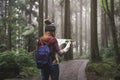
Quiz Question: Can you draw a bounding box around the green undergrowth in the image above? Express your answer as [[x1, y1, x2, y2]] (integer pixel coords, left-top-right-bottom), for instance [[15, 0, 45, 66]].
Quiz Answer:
[[86, 62, 120, 80], [85, 44, 120, 80], [0, 49, 39, 80]]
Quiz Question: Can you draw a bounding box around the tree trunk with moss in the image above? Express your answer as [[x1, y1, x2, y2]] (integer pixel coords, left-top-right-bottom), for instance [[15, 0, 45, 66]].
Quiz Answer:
[[64, 0, 73, 60], [90, 0, 101, 62], [103, 0, 120, 64], [109, 0, 120, 64]]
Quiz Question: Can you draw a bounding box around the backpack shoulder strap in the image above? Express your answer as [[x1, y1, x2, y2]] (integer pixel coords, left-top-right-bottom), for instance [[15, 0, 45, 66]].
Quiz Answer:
[[38, 38, 47, 47]]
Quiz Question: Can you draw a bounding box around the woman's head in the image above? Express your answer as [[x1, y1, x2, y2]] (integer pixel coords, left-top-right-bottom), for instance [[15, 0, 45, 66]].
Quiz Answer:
[[44, 18, 56, 37], [45, 23, 56, 37], [41, 30, 55, 41]]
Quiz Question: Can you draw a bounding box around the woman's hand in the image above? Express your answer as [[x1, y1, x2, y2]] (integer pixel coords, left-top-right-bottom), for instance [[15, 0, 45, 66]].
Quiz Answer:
[[63, 41, 71, 52]]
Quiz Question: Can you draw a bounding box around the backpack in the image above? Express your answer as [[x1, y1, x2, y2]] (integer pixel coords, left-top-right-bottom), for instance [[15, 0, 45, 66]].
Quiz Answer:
[[35, 44, 52, 69]]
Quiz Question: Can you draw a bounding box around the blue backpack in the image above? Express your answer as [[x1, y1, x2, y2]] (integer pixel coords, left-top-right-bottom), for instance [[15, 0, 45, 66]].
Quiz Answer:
[[35, 45, 52, 69]]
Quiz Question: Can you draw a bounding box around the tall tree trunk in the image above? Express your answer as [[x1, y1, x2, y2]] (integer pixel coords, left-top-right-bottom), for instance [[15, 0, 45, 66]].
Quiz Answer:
[[110, 0, 120, 64], [104, 0, 120, 64], [101, 8, 108, 48], [0, 0, 3, 18], [84, 8, 88, 54], [60, 0, 64, 38], [8, 0, 12, 50], [79, 0, 83, 55], [52, 0, 55, 22], [38, 0, 44, 37], [4, 0, 8, 50], [0, 0, 6, 52], [90, 0, 100, 62], [106, 16, 111, 42], [75, 12, 78, 53], [64, 0, 73, 60], [87, 2, 91, 54], [119, 0, 120, 43], [60, 2, 64, 38], [4, 0, 7, 37], [45, 0, 48, 18]]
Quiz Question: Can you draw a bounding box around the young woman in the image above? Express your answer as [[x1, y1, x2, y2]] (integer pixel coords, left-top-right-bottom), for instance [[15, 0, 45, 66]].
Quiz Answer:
[[38, 20, 71, 80]]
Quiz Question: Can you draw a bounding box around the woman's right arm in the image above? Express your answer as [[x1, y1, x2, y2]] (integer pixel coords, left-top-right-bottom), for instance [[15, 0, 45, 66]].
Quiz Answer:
[[53, 38, 71, 56]]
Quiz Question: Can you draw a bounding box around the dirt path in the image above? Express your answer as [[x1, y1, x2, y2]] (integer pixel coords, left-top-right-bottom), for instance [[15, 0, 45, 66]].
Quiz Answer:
[[59, 59, 89, 80], [31, 59, 89, 80]]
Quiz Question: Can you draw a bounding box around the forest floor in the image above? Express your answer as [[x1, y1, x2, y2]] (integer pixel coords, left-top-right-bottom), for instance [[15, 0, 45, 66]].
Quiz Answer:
[[32, 59, 89, 80], [5, 59, 89, 80]]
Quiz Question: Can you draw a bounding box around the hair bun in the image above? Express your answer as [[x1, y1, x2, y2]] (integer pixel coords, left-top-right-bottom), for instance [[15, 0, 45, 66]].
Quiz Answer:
[[44, 19, 52, 25]]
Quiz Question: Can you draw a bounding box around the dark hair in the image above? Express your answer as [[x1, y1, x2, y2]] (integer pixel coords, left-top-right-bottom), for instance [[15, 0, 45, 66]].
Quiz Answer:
[[45, 24, 56, 32]]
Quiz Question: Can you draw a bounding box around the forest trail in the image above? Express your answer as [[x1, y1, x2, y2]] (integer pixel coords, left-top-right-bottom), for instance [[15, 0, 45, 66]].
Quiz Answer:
[[32, 59, 89, 80], [60, 59, 89, 80]]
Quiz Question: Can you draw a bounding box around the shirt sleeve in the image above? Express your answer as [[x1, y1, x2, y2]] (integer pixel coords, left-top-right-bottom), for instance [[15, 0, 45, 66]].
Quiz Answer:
[[48, 37, 65, 56]]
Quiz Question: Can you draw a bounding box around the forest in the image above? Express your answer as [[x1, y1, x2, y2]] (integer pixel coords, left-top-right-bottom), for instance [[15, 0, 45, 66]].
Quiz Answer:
[[0, 0, 120, 80]]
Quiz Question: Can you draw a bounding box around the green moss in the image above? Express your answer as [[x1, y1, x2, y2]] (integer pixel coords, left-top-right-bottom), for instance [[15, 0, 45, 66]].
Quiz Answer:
[[86, 62, 115, 79]]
